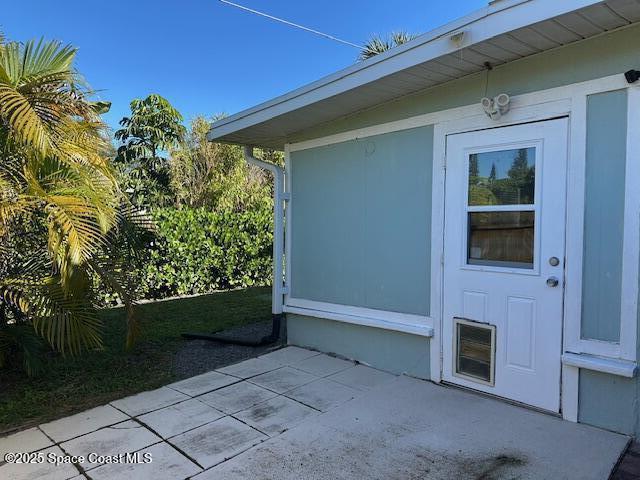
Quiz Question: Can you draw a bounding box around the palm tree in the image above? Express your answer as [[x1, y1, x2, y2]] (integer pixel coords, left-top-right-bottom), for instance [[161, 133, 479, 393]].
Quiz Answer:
[[0, 38, 143, 373], [359, 31, 418, 61]]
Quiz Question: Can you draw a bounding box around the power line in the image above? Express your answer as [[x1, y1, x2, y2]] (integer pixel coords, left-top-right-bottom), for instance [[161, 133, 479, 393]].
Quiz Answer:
[[218, 0, 376, 54]]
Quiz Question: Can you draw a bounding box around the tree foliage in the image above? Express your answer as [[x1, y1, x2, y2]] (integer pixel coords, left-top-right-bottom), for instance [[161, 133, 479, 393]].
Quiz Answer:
[[169, 116, 273, 212], [0, 37, 146, 374], [98, 115, 278, 305], [114, 94, 186, 207]]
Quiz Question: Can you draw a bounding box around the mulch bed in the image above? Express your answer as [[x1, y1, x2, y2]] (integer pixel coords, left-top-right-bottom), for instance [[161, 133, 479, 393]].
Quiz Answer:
[[172, 319, 284, 378]]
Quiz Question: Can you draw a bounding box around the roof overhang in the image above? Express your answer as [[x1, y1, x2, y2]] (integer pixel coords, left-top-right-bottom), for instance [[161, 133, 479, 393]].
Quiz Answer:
[[208, 0, 640, 149]]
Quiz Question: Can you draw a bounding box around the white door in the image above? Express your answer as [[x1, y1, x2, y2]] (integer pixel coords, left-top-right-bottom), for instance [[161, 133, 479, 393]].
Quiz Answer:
[[442, 119, 568, 413]]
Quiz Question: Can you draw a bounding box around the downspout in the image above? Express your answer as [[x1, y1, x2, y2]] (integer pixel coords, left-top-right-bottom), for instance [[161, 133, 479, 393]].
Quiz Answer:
[[243, 145, 287, 317]]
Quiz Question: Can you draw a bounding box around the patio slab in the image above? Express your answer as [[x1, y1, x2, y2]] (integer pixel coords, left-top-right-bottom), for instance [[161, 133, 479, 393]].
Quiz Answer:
[[60, 420, 161, 470], [248, 366, 319, 394], [198, 381, 278, 414], [88, 441, 202, 480], [2, 347, 630, 479], [233, 395, 318, 436], [40, 404, 129, 442], [292, 354, 355, 376], [0, 426, 52, 458], [167, 371, 238, 397], [203, 375, 629, 480], [257, 346, 321, 365], [171, 416, 266, 468], [137, 399, 225, 439], [327, 364, 396, 391], [285, 378, 360, 412], [110, 387, 189, 417], [0, 446, 79, 480], [216, 357, 282, 379]]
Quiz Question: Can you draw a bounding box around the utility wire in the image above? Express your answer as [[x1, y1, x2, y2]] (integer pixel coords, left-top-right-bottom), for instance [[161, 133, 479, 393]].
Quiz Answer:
[[218, 0, 377, 54]]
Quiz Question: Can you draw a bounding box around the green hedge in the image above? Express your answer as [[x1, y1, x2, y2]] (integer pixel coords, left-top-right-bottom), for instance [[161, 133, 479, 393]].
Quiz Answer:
[[143, 207, 273, 298], [127, 206, 273, 300]]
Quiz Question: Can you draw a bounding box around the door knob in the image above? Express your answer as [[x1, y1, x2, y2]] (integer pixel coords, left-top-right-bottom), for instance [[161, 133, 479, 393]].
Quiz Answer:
[[546, 277, 559, 287]]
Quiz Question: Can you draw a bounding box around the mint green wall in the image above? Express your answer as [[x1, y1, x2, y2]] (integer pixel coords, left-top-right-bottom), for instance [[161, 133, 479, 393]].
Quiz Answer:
[[287, 314, 431, 379], [576, 89, 636, 436], [286, 25, 640, 436], [290, 126, 432, 315], [578, 370, 638, 435], [290, 24, 640, 143], [581, 90, 628, 342]]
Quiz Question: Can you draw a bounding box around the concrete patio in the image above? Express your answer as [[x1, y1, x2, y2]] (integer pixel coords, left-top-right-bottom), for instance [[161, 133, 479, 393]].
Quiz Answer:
[[0, 346, 630, 480]]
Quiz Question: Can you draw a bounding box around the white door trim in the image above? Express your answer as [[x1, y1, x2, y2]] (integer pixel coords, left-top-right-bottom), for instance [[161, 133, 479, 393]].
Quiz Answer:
[[441, 119, 568, 412], [429, 75, 638, 422], [430, 101, 573, 390]]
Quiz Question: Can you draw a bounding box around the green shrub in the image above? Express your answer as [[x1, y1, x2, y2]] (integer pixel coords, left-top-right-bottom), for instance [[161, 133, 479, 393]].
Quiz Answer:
[[140, 207, 273, 299]]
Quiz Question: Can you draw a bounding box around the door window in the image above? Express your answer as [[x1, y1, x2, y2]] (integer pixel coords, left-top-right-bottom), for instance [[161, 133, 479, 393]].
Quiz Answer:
[[466, 147, 536, 269]]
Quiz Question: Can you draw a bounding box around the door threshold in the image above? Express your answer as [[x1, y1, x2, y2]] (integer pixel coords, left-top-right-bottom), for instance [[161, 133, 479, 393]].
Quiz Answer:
[[440, 380, 562, 418]]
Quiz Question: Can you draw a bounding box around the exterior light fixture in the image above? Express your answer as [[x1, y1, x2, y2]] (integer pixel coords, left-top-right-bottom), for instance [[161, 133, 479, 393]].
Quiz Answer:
[[481, 93, 511, 120]]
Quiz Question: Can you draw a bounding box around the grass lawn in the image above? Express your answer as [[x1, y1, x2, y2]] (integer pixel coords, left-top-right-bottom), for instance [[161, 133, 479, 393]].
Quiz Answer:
[[0, 287, 272, 433]]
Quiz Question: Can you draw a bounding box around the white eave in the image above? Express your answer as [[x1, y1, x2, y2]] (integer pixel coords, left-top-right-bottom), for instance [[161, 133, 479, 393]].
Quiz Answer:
[[208, 0, 640, 149]]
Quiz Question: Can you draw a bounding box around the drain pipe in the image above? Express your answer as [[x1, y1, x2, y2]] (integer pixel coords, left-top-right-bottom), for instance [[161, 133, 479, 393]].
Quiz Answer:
[[181, 146, 287, 346], [243, 145, 286, 317]]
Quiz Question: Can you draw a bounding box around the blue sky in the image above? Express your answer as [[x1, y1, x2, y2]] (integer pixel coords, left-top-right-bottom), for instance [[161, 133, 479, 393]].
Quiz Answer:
[[4, 0, 487, 131]]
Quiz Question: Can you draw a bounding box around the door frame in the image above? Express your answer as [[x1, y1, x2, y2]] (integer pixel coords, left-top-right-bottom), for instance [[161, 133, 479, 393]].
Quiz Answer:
[[429, 74, 638, 422], [440, 119, 568, 412]]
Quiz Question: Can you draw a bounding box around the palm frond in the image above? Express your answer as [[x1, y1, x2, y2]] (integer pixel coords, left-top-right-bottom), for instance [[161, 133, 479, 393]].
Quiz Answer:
[[0, 36, 144, 373], [0, 39, 96, 156], [359, 37, 391, 61], [359, 31, 418, 61], [0, 271, 102, 355]]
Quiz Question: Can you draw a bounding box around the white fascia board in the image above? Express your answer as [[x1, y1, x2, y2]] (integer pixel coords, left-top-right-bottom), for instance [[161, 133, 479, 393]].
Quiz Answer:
[[208, 0, 603, 142]]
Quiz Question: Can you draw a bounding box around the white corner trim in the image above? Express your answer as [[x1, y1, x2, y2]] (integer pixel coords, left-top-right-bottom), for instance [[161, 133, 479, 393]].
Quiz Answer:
[[619, 85, 640, 360], [430, 123, 447, 384], [283, 144, 293, 309], [562, 353, 638, 378], [283, 299, 434, 337], [561, 364, 579, 422]]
